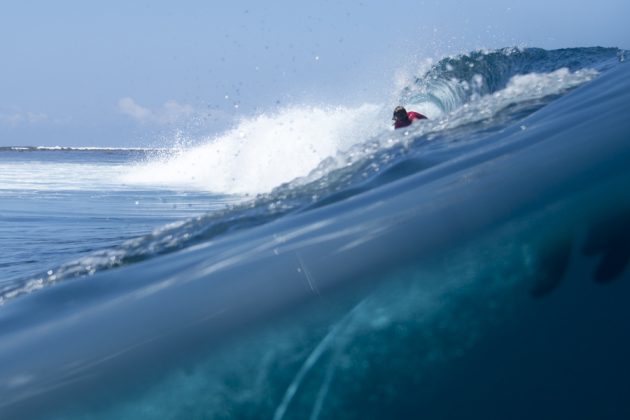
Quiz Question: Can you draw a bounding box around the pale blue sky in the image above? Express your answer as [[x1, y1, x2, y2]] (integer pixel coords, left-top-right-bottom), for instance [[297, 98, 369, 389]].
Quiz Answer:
[[1, 0, 628, 146]]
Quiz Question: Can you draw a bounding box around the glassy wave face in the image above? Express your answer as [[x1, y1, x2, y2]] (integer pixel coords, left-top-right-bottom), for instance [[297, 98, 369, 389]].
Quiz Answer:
[[1, 47, 629, 419]]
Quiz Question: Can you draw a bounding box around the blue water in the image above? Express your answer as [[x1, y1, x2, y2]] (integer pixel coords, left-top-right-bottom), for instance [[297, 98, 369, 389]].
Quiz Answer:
[[0, 148, 235, 290], [1, 47, 629, 419]]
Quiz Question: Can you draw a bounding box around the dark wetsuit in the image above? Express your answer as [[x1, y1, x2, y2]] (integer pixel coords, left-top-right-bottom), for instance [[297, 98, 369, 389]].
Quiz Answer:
[[394, 111, 427, 129]]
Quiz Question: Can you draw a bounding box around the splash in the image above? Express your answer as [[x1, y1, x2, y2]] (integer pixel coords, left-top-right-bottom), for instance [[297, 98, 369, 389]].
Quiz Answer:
[[121, 104, 383, 195]]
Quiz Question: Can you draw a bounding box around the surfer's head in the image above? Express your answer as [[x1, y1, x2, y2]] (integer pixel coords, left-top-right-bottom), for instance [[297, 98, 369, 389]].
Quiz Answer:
[[393, 106, 408, 122]]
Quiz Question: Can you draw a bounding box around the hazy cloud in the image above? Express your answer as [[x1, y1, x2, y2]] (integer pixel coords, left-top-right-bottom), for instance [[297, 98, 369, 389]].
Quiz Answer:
[[0, 108, 49, 127], [118, 97, 151, 122], [118, 97, 195, 125]]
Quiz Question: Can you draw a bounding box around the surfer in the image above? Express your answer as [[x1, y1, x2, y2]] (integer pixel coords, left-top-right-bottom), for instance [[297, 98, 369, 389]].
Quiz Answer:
[[393, 106, 427, 129]]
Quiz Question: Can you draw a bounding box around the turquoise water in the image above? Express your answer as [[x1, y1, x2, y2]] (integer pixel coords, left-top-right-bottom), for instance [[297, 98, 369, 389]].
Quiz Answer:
[[1, 47, 629, 419]]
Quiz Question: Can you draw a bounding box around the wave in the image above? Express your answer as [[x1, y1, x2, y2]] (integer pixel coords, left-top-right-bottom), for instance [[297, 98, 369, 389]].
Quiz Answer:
[[1, 44, 629, 418], [1, 46, 630, 419], [0, 46, 625, 305]]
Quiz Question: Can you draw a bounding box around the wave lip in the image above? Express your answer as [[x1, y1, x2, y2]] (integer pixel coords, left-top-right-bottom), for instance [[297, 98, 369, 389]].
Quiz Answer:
[[402, 46, 622, 113]]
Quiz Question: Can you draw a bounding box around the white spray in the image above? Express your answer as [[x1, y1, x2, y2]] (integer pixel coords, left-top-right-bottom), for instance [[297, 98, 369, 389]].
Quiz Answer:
[[121, 104, 384, 195]]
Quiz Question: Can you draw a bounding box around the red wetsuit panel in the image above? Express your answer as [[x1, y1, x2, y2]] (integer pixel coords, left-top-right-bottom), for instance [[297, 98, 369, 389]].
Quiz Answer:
[[394, 111, 427, 129]]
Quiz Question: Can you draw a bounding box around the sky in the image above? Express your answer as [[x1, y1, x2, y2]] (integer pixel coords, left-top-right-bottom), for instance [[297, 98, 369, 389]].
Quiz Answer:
[[1, 0, 628, 147]]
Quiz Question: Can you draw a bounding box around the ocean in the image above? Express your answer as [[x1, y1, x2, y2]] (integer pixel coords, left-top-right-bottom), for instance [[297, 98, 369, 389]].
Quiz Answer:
[[1, 47, 629, 419]]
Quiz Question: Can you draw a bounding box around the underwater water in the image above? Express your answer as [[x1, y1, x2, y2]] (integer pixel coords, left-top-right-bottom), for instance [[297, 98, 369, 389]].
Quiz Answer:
[[1, 47, 629, 419]]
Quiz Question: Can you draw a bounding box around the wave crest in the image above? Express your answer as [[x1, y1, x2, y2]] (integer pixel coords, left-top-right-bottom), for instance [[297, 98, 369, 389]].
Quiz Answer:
[[400, 46, 620, 113]]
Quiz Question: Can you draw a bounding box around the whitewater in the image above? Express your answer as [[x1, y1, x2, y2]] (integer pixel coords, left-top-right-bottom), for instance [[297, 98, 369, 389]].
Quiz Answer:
[[0, 47, 629, 419]]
